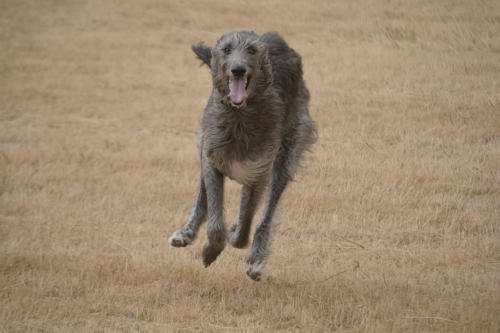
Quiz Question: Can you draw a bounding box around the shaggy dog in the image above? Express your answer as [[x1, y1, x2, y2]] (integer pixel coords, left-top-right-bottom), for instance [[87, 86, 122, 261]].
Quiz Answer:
[[169, 30, 317, 281]]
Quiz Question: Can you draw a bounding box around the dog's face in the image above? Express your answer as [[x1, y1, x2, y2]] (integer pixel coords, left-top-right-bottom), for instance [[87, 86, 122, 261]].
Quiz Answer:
[[211, 31, 272, 109]]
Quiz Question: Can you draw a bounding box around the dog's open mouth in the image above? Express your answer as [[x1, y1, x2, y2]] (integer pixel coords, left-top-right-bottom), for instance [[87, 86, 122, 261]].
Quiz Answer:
[[228, 76, 250, 107]]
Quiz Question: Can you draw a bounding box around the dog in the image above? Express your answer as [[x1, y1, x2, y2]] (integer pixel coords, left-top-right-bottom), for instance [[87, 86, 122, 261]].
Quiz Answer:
[[169, 30, 317, 281]]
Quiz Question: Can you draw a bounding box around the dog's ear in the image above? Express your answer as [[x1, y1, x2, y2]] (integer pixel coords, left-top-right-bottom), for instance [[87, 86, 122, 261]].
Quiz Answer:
[[192, 42, 212, 67]]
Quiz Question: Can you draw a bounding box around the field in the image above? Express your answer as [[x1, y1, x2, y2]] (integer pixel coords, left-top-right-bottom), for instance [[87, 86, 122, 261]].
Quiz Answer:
[[1, 0, 499, 332]]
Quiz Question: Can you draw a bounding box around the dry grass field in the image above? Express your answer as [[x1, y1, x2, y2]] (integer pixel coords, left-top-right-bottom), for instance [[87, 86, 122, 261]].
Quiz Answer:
[[1, 0, 499, 332]]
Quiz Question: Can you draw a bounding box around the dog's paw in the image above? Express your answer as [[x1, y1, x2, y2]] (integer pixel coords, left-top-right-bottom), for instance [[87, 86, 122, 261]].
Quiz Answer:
[[245, 261, 266, 281], [168, 230, 193, 247], [202, 242, 225, 267], [227, 224, 249, 249]]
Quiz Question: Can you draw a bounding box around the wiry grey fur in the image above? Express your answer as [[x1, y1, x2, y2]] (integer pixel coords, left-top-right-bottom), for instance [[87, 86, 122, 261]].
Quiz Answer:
[[169, 31, 317, 281]]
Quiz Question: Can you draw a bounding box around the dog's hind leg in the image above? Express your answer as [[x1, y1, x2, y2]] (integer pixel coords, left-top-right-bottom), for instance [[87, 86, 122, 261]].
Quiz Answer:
[[246, 150, 292, 281], [169, 173, 207, 247], [245, 116, 317, 281], [228, 182, 265, 249], [201, 160, 226, 267]]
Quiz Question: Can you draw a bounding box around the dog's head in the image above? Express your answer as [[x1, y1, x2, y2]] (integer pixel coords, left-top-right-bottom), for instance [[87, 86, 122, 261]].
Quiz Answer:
[[192, 31, 273, 109]]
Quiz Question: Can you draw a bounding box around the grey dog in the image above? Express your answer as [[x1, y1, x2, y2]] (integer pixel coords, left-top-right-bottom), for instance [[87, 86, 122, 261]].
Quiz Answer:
[[169, 30, 317, 281]]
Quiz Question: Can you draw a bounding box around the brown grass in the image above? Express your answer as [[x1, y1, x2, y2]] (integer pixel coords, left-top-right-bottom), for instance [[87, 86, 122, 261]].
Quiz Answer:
[[1, 0, 499, 332]]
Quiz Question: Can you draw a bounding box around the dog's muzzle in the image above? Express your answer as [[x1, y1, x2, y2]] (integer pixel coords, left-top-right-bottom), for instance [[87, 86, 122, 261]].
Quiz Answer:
[[228, 65, 250, 107]]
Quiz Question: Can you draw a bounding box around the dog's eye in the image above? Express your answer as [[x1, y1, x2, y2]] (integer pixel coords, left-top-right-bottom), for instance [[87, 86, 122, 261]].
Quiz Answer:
[[222, 46, 231, 55], [247, 46, 257, 55]]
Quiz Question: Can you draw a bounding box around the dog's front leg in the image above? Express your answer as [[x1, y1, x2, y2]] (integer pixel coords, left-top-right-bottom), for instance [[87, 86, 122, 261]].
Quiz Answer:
[[168, 172, 207, 247], [201, 158, 226, 267]]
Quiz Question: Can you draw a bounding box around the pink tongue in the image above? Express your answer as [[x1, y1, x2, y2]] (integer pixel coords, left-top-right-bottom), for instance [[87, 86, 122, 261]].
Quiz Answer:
[[228, 78, 248, 104]]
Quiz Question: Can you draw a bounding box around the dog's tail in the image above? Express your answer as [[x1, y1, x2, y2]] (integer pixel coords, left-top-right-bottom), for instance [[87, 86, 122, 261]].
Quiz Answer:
[[192, 42, 212, 67]]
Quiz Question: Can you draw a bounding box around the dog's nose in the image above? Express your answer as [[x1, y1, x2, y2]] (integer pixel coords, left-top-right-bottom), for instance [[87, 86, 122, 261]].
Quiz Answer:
[[231, 65, 247, 77]]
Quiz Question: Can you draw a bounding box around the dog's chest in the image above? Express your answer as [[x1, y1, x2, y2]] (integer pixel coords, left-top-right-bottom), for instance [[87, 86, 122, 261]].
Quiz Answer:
[[225, 159, 271, 185]]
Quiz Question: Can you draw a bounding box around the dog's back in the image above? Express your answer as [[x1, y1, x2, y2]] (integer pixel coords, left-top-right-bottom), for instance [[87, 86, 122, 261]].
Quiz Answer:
[[260, 32, 316, 160], [260, 32, 307, 110]]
